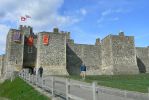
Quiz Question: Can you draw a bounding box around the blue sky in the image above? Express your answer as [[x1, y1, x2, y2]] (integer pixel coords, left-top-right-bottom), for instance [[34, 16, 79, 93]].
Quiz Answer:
[[0, 0, 149, 54]]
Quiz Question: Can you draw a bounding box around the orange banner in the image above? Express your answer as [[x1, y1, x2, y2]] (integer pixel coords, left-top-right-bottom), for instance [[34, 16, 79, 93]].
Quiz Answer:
[[27, 36, 34, 46], [43, 34, 49, 45]]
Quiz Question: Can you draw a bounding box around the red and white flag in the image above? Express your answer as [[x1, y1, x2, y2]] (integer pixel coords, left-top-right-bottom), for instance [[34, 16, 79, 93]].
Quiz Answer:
[[21, 16, 26, 21], [25, 15, 31, 18]]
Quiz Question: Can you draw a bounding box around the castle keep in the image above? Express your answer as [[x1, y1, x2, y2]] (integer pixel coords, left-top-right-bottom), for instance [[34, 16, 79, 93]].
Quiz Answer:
[[0, 25, 149, 77]]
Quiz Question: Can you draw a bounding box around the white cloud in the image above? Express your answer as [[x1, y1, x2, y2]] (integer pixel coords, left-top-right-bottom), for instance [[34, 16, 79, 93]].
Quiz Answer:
[[101, 9, 112, 16], [0, 24, 10, 54], [97, 8, 125, 24], [111, 17, 119, 21], [0, 0, 83, 54], [0, 0, 80, 31], [97, 17, 104, 23], [80, 8, 87, 16]]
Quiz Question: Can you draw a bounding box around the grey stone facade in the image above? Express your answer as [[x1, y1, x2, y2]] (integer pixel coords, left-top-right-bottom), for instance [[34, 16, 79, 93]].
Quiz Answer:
[[4, 29, 24, 78], [0, 55, 5, 77], [19, 25, 36, 68], [67, 44, 102, 75], [111, 33, 139, 74], [136, 47, 149, 73], [36, 31, 68, 75], [1, 25, 149, 77], [101, 35, 114, 75]]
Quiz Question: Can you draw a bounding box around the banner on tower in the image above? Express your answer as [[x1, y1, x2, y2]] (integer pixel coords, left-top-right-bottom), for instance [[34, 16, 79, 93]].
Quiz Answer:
[[27, 36, 34, 46], [13, 31, 21, 43], [43, 34, 49, 45]]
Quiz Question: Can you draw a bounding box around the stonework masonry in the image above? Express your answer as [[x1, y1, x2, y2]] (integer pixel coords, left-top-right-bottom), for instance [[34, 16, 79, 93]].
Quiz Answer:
[[136, 47, 149, 73], [101, 35, 114, 75], [111, 33, 139, 75], [0, 55, 5, 77], [67, 44, 102, 75], [4, 29, 24, 78], [1, 25, 149, 78], [36, 31, 68, 75]]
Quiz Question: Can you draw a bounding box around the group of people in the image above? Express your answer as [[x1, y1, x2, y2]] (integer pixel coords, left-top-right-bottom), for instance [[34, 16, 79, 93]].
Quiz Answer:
[[32, 66, 43, 77], [28, 63, 87, 80]]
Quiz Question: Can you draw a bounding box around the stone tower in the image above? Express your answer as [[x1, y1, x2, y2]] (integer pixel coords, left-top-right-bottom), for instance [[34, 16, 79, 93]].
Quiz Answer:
[[101, 32, 139, 75], [2, 25, 149, 77], [22, 25, 37, 70], [36, 28, 68, 75], [4, 27, 24, 78]]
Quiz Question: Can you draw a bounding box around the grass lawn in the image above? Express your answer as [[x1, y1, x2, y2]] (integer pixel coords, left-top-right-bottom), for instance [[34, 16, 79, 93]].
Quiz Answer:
[[66, 73, 149, 93], [0, 77, 50, 100]]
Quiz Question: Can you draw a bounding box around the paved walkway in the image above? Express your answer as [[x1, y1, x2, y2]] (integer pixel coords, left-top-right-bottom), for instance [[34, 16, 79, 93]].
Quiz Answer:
[[22, 75, 148, 100]]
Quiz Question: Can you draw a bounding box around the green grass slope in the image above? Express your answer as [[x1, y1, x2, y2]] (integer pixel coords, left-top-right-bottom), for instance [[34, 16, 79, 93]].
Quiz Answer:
[[67, 74, 149, 93], [0, 77, 50, 100]]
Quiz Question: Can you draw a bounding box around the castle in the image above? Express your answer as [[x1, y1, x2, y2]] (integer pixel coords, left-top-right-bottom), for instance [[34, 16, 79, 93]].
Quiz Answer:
[[0, 25, 149, 78]]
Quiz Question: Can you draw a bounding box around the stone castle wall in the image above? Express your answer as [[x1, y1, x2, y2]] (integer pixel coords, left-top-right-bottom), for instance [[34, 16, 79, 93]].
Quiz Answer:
[[101, 35, 114, 75], [0, 55, 5, 77], [111, 33, 139, 74], [36, 31, 68, 75], [23, 27, 37, 68], [67, 43, 102, 75], [2, 25, 149, 76], [23, 40, 37, 68], [4, 29, 24, 76], [136, 47, 149, 73], [17, 25, 37, 70], [101, 33, 139, 75]]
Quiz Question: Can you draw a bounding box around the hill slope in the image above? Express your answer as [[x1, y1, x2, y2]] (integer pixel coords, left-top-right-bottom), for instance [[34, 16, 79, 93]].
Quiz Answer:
[[0, 77, 50, 100]]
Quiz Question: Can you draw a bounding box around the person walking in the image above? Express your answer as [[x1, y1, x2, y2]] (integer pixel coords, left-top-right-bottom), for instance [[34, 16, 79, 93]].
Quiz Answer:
[[33, 67, 36, 75], [80, 63, 86, 80], [38, 66, 43, 77]]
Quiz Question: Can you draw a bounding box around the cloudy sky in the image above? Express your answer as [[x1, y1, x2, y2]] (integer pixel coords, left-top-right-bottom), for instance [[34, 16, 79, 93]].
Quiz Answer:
[[0, 0, 149, 54]]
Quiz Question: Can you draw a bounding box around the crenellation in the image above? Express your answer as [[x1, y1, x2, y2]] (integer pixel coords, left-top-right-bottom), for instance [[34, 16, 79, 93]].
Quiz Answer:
[[1, 25, 149, 78], [119, 31, 125, 37], [53, 28, 59, 33], [95, 38, 100, 45], [66, 32, 70, 39]]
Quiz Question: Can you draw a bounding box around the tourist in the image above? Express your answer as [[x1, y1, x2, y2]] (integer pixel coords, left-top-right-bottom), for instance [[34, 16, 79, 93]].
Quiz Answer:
[[80, 63, 86, 80], [38, 66, 43, 78], [33, 67, 36, 75]]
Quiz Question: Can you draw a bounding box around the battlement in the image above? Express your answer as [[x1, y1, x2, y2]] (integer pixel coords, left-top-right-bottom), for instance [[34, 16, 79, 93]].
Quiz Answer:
[[2, 25, 149, 77], [19, 25, 33, 35], [95, 38, 100, 45], [119, 31, 125, 36], [19, 25, 32, 30]]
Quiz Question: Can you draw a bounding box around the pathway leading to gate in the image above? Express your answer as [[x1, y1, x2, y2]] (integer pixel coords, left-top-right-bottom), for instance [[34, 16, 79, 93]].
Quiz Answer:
[[20, 73, 148, 100]]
